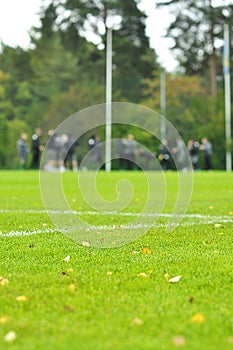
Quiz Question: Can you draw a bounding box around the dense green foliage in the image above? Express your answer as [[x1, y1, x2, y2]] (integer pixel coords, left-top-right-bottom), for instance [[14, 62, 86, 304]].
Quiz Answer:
[[0, 0, 232, 169]]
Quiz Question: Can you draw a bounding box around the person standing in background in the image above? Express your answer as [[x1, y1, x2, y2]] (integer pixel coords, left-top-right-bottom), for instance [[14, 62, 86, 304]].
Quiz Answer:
[[159, 139, 170, 170], [17, 133, 29, 170], [188, 139, 199, 170], [200, 137, 213, 170], [172, 137, 187, 171], [124, 134, 137, 170], [31, 128, 42, 169]]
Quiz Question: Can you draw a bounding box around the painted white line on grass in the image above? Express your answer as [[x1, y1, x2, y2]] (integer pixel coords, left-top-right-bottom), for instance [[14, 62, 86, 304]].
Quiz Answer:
[[0, 209, 233, 221], [1, 218, 233, 238], [1, 228, 56, 237]]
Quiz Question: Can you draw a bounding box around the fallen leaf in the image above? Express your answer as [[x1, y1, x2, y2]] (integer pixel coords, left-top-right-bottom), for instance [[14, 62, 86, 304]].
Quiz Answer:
[[16, 295, 28, 302], [68, 284, 76, 291], [137, 272, 148, 278], [64, 305, 74, 313], [189, 296, 194, 304], [0, 316, 10, 325], [0, 277, 9, 286], [168, 275, 182, 283], [191, 313, 205, 324], [142, 247, 152, 254], [164, 273, 169, 280], [172, 336, 186, 347], [63, 255, 71, 262], [67, 268, 74, 273], [106, 271, 113, 276], [132, 317, 143, 325], [4, 331, 17, 343]]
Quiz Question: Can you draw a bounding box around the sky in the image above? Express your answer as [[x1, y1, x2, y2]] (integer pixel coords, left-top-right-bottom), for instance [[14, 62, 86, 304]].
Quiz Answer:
[[0, 0, 230, 72]]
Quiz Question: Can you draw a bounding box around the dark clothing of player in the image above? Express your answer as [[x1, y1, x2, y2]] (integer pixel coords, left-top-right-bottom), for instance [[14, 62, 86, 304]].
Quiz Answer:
[[31, 133, 40, 169]]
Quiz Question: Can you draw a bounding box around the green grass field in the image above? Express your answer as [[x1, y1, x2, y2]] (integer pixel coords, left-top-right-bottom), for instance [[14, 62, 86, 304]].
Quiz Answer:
[[0, 170, 232, 350]]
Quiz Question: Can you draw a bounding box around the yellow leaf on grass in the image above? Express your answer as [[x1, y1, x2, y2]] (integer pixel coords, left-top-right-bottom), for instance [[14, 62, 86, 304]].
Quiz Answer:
[[164, 273, 169, 280], [132, 317, 143, 326], [4, 331, 17, 343], [106, 271, 113, 276], [68, 284, 76, 292], [82, 241, 90, 247], [168, 275, 182, 283], [214, 223, 222, 228], [0, 277, 9, 286], [16, 295, 28, 302], [137, 272, 148, 278], [142, 247, 152, 254], [0, 316, 10, 325], [67, 268, 74, 273], [191, 313, 205, 324]]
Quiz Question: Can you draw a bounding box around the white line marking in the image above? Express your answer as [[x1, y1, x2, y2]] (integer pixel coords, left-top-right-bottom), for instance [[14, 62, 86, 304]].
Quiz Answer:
[[0, 209, 232, 221], [1, 218, 233, 238]]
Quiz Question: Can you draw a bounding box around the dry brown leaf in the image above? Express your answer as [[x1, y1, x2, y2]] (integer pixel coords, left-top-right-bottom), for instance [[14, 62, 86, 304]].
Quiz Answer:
[[189, 296, 194, 304]]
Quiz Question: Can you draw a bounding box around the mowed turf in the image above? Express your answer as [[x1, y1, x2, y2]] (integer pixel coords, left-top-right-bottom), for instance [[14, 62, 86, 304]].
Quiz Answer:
[[0, 170, 232, 350]]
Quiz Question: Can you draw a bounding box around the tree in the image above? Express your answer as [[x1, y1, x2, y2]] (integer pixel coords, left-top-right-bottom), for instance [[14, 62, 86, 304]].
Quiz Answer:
[[142, 72, 226, 168], [35, 0, 159, 101], [157, 0, 233, 96]]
